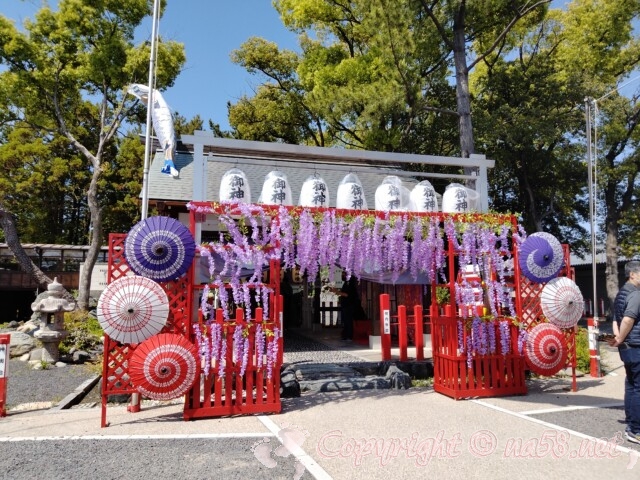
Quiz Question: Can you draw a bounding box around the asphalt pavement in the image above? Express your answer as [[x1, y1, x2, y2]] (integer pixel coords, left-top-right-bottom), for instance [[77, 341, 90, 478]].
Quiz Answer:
[[1, 330, 639, 480]]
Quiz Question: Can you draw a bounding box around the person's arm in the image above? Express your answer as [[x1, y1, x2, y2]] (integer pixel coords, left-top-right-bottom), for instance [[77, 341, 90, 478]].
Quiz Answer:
[[608, 291, 639, 347], [612, 320, 620, 337], [609, 317, 634, 346]]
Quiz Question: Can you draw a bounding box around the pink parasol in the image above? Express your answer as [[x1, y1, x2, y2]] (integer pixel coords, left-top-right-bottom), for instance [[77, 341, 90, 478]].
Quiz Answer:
[[525, 323, 568, 376], [129, 333, 200, 401]]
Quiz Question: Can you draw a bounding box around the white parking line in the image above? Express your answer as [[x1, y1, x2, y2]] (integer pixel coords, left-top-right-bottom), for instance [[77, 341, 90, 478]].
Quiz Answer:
[[0, 432, 275, 442], [472, 399, 636, 456], [258, 415, 334, 480], [519, 402, 624, 416]]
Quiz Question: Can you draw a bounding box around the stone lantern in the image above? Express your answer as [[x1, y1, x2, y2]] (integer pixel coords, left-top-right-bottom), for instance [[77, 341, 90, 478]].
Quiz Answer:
[[32, 278, 76, 363]]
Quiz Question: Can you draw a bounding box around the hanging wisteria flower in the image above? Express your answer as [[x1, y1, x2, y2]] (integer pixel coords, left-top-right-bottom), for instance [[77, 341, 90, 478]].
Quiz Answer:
[[457, 320, 465, 353], [517, 328, 528, 355], [255, 323, 265, 369], [487, 320, 496, 354], [240, 335, 250, 377], [466, 336, 474, 369], [203, 333, 211, 376], [211, 322, 222, 366], [498, 320, 511, 355], [218, 326, 227, 378], [233, 324, 244, 364], [266, 328, 279, 380]]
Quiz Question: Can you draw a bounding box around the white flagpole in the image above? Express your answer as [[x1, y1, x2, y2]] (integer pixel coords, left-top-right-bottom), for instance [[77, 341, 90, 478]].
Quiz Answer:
[[141, 0, 161, 220]]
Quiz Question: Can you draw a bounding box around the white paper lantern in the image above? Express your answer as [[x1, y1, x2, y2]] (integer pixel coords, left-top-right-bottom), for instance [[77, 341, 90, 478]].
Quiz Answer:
[[336, 173, 368, 210], [375, 176, 410, 211], [299, 174, 330, 207], [219, 168, 251, 203], [410, 180, 438, 212], [441, 183, 480, 213], [259, 171, 292, 206]]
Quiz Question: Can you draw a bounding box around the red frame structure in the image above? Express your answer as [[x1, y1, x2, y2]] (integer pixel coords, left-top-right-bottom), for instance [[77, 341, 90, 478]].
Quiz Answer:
[[101, 234, 193, 427], [101, 204, 578, 423]]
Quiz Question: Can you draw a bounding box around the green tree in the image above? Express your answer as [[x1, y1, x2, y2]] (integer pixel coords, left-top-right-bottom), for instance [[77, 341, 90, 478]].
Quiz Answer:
[[0, 0, 185, 309], [415, 0, 551, 179], [559, 0, 640, 306], [471, 9, 588, 246], [230, 0, 458, 155], [472, 0, 640, 307]]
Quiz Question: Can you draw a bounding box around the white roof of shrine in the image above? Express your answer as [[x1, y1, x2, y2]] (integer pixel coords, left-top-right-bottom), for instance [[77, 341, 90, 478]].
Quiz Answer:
[[145, 134, 494, 210]]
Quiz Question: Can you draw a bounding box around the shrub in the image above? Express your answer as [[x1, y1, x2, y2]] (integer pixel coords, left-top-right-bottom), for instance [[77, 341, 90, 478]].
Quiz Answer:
[[575, 327, 591, 373], [61, 310, 103, 354]]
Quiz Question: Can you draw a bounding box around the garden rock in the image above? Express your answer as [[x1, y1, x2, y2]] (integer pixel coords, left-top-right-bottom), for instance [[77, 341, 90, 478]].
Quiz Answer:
[[71, 350, 93, 364], [280, 366, 301, 398], [385, 365, 412, 389], [8, 331, 36, 357], [16, 320, 39, 335]]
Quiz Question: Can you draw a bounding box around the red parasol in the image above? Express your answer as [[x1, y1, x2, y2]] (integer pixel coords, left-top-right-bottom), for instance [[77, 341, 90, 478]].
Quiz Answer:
[[525, 323, 568, 376], [540, 277, 584, 329], [129, 333, 200, 401], [97, 275, 169, 344]]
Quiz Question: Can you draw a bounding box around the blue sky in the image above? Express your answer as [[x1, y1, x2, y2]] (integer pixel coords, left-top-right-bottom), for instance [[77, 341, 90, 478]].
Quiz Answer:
[[3, 1, 299, 130], [5, 1, 636, 133]]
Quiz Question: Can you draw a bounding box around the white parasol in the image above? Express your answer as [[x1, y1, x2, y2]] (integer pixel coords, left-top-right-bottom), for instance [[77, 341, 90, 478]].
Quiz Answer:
[[96, 275, 169, 344], [540, 277, 584, 329]]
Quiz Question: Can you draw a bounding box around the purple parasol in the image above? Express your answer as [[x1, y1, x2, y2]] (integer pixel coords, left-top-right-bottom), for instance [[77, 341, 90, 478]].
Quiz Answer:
[[125, 216, 195, 282], [518, 232, 564, 283]]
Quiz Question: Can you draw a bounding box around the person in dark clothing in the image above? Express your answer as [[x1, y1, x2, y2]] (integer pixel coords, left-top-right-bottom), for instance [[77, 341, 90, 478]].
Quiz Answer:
[[613, 261, 640, 328], [329, 272, 360, 341], [608, 260, 640, 445]]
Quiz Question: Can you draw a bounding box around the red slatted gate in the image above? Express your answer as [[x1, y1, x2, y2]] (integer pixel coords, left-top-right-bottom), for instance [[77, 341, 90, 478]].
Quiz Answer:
[[101, 233, 281, 427]]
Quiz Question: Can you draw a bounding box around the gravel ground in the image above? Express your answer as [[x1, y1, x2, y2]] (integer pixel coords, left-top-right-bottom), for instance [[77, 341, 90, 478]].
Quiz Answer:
[[283, 329, 368, 365], [5, 358, 98, 409], [3, 330, 360, 410]]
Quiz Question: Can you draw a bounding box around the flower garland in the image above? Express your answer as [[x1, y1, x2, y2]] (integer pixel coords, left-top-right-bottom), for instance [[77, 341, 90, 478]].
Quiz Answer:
[[187, 202, 524, 373]]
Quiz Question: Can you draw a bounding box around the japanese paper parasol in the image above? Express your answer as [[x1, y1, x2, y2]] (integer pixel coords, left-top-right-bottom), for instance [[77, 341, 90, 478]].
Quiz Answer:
[[97, 275, 168, 344], [518, 232, 564, 283], [524, 323, 568, 376], [540, 277, 584, 329], [129, 333, 200, 401], [124, 216, 196, 283]]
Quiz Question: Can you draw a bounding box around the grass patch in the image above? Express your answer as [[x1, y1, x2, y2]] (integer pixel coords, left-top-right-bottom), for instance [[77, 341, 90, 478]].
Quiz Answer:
[[412, 378, 434, 388]]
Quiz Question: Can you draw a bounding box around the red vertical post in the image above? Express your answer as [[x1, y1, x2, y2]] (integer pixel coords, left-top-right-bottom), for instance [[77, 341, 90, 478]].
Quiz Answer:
[[587, 317, 601, 377], [398, 305, 408, 362], [0, 334, 9, 417], [414, 305, 424, 361], [380, 294, 391, 361]]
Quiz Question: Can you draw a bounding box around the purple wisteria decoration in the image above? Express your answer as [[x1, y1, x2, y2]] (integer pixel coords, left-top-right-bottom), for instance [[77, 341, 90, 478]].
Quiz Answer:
[[187, 202, 525, 378], [499, 320, 511, 355]]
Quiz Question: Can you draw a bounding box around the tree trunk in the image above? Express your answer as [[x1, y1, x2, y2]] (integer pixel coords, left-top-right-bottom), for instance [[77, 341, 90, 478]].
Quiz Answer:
[[452, 11, 476, 188], [604, 220, 619, 318], [0, 204, 74, 302], [76, 163, 103, 311]]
